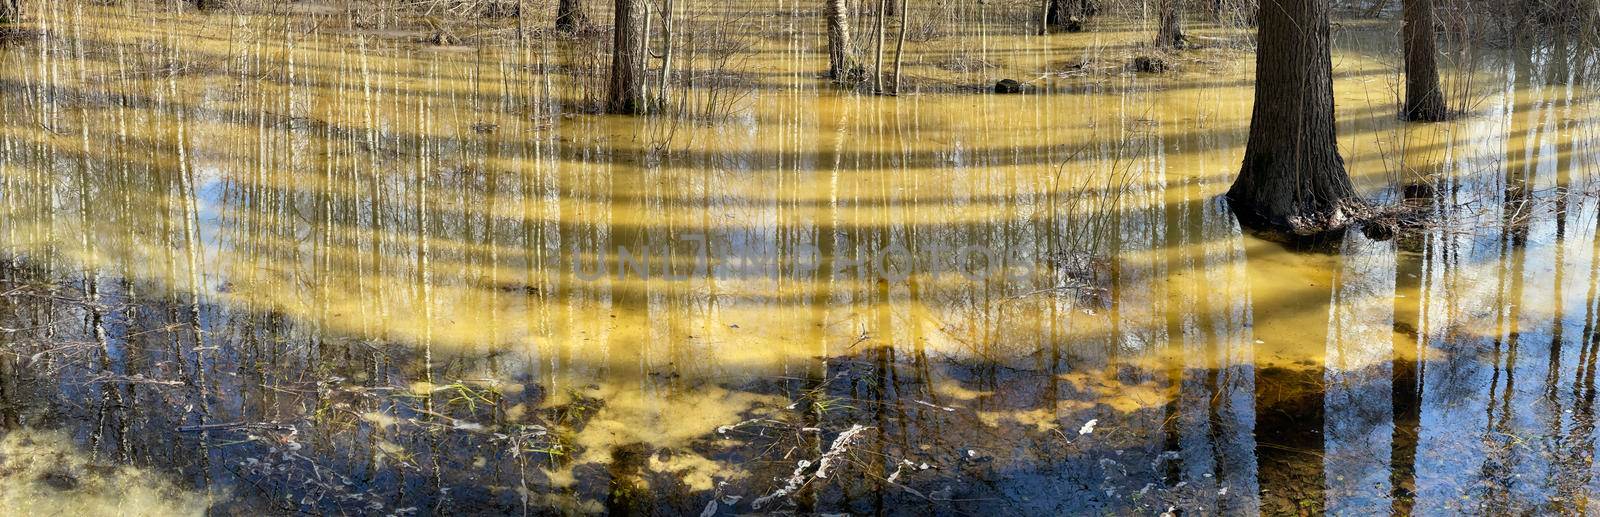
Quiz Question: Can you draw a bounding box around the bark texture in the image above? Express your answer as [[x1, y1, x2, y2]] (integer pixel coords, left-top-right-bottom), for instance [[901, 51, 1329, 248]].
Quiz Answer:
[[1156, 0, 1187, 48], [557, 0, 588, 32], [1402, 0, 1448, 121], [607, 0, 644, 114], [824, 0, 862, 82], [1228, 0, 1364, 236], [1045, 0, 1097, 32]]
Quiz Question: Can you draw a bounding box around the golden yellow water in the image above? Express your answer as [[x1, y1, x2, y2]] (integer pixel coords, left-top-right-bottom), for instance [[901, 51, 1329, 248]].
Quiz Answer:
[[0, 3, 1597, 515]]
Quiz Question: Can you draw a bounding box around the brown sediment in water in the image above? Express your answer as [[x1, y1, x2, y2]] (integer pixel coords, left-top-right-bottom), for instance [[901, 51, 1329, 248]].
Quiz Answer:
[[0, 429, 212, 515], [0, 0, 1595, 514]]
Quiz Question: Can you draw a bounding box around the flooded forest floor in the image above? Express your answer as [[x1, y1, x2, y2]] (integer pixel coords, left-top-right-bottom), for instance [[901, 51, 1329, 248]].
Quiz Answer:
[[1, 1, 1600, 515]]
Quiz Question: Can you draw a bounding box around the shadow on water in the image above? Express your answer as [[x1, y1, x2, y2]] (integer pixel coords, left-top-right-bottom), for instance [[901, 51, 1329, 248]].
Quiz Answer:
[[0, 3, 1598, 515]]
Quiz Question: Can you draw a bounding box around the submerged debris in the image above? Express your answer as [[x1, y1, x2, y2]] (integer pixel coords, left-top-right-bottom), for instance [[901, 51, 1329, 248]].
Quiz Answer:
[[751, 424, 871, 510], [0, 430, 211, 515], [1130, 56, 1170, 74], [994, 78, 1026, 94]]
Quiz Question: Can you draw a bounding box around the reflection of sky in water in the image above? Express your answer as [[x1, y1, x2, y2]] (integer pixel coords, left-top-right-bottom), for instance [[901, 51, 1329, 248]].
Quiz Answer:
[[0, 5, 1597, 514]]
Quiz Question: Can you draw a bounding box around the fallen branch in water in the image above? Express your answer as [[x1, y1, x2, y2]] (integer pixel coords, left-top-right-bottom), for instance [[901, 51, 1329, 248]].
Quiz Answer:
[[178, 421, 294, 433], [751, 424, 871, 510]]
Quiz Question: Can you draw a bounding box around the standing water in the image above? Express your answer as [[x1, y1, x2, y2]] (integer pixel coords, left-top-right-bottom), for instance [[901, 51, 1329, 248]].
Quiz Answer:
[[0, 2, 1597, 515]]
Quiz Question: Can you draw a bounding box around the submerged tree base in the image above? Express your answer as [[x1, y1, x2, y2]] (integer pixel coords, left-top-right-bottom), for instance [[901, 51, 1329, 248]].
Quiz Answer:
[[1226, 192, 1373, 245], [0, 26, 39, 43], [1402, 106, 1455, 123], [1227, 192, 1441, 249]]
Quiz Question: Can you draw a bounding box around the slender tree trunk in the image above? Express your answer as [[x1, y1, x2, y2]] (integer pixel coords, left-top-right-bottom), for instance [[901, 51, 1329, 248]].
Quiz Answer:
[[607, 0, 644, 114], [518, 0, 529, 40], [1228, 0, 1364, 236], [824, 0, 861, 82], [873, 0, 887, 93], [1039, 0, 1050, 35], [1403, 0, 1449, 121], [1156, 0, 1187, 48], [557, 0, 588, 32], [1364, 0, 1392, 17], [892, 0, 908, 94], [1211, 0, 1259, 26], [639, 0, 652, 106], [657, 0, 675, 108]]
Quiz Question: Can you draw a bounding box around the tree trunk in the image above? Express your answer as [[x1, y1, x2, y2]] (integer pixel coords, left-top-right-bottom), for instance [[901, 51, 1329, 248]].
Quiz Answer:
[[892, 0, 908, 94], [657, 0, 675, 108], [1211, 0, 1258, 26], [1402, 0, 1448, 121], [874, 0, 887, 93], [1045, 0, 1097, 32], [607, 0, 644, 114], [1363, 0, 1392, 17], [518, 0, 529, 40], [824, 0, 861, 82], [557, 0, 588, 32], [1228, 0, 1364, 237], [1156, 0, 1187, 48], [1039, 0, 1050, 35]]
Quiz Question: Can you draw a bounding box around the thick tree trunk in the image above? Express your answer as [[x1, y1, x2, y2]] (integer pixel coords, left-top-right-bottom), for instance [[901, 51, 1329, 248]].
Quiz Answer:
[[1228, 0, 1364, 236], [556, 0, 588, 32], [1402, 0, 1448, 121], [607, 0, 643, 114], [1045, 0, 1097, 32], [824, 0, 861, 82], [1156, 0, 1187, 48]]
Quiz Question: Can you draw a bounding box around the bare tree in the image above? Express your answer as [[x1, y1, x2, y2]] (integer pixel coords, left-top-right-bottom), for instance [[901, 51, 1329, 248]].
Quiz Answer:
[[1208, 0, 1258, 26], [1402, 0, 1448, 121], [824, 0, 862, 82], [557, 0, 588, 32], [1156, 0, 1187, 48], [892, 0, 909, 94], [1045, 0, 1098, 32], [607, 0, 644, 114], [1228, 0, 1365, 236], [656, 0, 675, 108], [874, 0, 887, 93], [1364, 0, 1393, 17], [0, 0, 17, 24]]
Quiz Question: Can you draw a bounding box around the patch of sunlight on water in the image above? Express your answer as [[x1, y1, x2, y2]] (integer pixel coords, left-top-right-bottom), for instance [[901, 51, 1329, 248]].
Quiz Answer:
[[0, 429, 213, 515], [0, 2, 1597, 515]]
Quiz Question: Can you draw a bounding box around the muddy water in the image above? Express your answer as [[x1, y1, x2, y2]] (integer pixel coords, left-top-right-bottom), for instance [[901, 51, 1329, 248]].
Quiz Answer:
[[0, 4, 1597, 515]]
